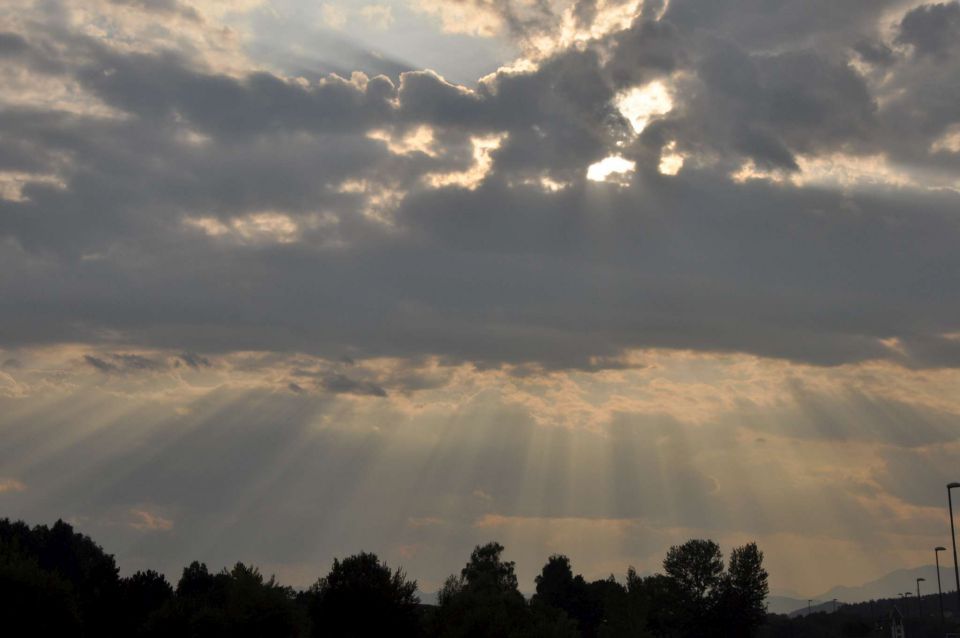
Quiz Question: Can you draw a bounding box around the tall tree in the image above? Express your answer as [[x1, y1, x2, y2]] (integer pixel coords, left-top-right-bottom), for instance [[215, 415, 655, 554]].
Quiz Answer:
[[533, 555, 606, 636], [663, 539, 724, 604], [714, 543, 769, 637], [435, 542, 577, 638], [0, 518, 120, 636], [462, 542, 520, 593], [119, 570, 173, 634], [663, 539, 725, 636], [305, 551, 419, 638]]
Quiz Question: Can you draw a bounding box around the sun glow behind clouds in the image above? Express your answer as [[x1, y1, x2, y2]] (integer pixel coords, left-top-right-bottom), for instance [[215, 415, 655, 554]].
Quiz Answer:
[[616, 80, 673, 134], [587, 155, 636, 183], [658, 141, 684, 175]]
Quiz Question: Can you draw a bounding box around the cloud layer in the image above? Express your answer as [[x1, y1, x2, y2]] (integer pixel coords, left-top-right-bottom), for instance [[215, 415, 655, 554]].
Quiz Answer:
[[0, 0, 959, 369]]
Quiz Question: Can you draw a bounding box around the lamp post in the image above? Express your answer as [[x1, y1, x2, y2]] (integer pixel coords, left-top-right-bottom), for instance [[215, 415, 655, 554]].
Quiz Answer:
[[948, 482, 960, 610], [936, 546, 946, 624], [917, 578, 925, 617]]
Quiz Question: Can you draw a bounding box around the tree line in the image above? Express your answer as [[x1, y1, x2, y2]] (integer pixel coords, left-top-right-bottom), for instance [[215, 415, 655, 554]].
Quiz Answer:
[[1, 517, 769, 637]]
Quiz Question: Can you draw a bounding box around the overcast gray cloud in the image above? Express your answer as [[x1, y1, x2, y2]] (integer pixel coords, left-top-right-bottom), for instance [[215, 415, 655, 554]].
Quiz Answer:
[[1, 1, 958, 371]]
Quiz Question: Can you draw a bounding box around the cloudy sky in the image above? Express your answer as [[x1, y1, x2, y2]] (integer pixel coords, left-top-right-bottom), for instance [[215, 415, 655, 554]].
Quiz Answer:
[[2, 0, 960, 598]]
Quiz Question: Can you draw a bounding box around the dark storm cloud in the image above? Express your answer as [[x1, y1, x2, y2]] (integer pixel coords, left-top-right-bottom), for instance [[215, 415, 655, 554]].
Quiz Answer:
[[2, 2, 960, 370]]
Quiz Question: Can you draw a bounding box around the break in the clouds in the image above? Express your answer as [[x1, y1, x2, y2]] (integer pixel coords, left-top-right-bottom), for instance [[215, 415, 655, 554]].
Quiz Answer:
[[2, 0, 960, 597]]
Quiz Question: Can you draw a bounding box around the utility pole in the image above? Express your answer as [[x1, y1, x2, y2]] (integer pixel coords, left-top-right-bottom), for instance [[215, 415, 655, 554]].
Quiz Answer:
[[936, 546, 946, 626]]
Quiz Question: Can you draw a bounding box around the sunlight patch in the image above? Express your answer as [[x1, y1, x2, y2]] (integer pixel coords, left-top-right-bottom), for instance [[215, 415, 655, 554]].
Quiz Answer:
[[731, 154, 923, 190], [616, 80, 673, 134], [184, 212, 301, 245], [338, 179, 405, 224], [587, 155, 636, 184], [512, 174, 572, 192], [423, 133, 507, 190], [368, 125, 438, 157], [0, 172, 67, 202], [658, 141, 684, 175], [931, 125, 960, 154], [127, 508, 173, 532]]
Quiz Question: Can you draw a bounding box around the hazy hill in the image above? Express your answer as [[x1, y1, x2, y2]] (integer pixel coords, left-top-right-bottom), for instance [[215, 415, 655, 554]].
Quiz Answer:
[[772, 565, 959, 616]]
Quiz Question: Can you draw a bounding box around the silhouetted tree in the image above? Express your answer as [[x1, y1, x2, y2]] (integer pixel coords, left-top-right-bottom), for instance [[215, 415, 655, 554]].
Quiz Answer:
[[663, 539, 724, 605], [533, 555, 616, 637], [662, 539, 724, 635], [435, 542, 577, 638], [534, 555, 577, 608], [1, 518, 779, 638], [463, 542, 521, 593], [147, 561, 304, 637], [119, 569, 173, 634], [0, 537, 81, 634], [713, 543, 769, 637], [304, 551, 420, 637], [0, 518, 120, 636]]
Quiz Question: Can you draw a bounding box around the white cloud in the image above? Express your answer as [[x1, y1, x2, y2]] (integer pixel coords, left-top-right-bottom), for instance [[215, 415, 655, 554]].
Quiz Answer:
[[360, 4, 394, 30], [321, 3, 349, 29]]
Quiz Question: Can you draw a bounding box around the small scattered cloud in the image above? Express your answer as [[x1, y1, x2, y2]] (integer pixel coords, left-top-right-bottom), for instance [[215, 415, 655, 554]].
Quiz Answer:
[[178, 352, 212, 369], [321, 2, 349, 29], [359, 4, 393, 30], [84, 353, 168, 374], [127, 508, 174, 532], [321, 374, 388, 397], [0, 478, 27, 493], [472, 489, 494, 503]]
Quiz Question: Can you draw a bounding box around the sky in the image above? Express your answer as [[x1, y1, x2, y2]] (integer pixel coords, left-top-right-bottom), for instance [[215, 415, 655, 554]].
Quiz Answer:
[[1, 0, 960, 599]]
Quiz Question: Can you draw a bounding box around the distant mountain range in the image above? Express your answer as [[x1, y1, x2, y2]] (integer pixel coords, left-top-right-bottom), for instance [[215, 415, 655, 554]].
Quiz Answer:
[[768, 565, 960, 616]]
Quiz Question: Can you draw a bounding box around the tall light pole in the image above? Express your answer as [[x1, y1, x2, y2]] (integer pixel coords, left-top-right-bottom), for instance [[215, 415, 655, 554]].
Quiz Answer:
[[936, 546, 946, 625], [948, 482, 960, 610], [917, 578, 925, 617]]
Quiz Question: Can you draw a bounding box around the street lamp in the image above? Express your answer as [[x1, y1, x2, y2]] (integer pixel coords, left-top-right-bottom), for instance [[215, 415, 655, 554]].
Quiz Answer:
[[949, 482, 960, 610], [917, 578, 926, 617], [936, 546, 946, 624]]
